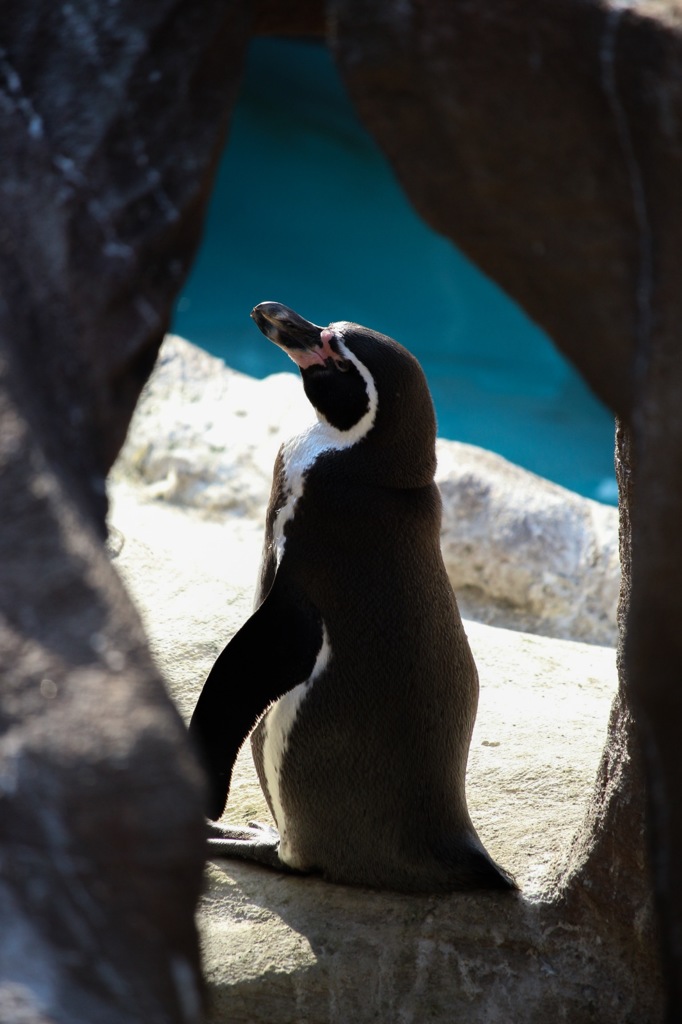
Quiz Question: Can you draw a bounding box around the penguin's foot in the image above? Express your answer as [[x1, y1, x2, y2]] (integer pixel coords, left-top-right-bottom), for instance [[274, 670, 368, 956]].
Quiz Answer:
[[206, 820, 299, 873]]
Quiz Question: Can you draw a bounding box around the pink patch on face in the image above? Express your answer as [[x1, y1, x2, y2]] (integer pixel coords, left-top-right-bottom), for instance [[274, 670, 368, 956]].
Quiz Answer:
[[288, 348, 326, 369], [284, 327, 338, 369], [318, 329, 337, 359]]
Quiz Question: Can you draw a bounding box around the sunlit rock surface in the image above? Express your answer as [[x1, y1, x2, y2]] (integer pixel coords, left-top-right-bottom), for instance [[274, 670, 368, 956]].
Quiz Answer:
[[437, 447, 619, 645]]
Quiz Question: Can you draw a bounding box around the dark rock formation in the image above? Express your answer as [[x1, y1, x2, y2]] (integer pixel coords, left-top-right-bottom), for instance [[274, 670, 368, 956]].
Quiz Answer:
[[253, 0, 325, 36], [330, 1, 682, 1016], [0, 2, 251, 1021], [0, 0, 249, 509], [330, 0, 644, 418], [0, 361, 205, 1022]]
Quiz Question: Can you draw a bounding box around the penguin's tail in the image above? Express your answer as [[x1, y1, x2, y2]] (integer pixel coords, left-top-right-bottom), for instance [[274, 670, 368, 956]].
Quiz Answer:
[[434, 835, 519, 891], [466, 847, 518, 891]]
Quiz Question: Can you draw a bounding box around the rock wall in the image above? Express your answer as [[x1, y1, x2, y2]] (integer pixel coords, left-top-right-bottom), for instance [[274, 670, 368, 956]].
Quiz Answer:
[[0, 3, 250, 1021], [330, 0, 648, 418]]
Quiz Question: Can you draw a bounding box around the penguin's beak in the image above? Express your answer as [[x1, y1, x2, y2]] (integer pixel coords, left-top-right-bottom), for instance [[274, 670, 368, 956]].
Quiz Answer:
[[251, 302, 332, 370]]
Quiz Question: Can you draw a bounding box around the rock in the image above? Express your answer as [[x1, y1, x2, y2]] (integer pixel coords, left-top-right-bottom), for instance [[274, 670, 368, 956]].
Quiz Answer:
[[0, 362, 206, 1024], [108, 479, 261, 721], [113, 336, 311, 518], [436, 444, 620, 645], [114, 334, 620, 645], [0, 1, 250, 511], [108, 475, 659, 1024], [331, 0, 642, 419], [0, 3, 251, 1021]]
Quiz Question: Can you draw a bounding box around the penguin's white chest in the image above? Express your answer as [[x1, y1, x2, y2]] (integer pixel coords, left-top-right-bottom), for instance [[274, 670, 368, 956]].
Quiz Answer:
[[260, 626, 331, 868], [270, 420, 332, 567], [270, 350, 378, 568]]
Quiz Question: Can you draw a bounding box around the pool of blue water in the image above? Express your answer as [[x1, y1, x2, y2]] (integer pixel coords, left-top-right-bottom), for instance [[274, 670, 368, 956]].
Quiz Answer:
[[172, 39, 617, 505]]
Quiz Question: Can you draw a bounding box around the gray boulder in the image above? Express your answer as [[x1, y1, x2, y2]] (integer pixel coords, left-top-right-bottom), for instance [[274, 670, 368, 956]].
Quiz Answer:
[[436, 444, 620, 645]]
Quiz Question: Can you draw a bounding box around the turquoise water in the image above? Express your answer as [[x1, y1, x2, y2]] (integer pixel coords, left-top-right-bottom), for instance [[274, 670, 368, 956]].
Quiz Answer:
[[173, 39, 617, 504]]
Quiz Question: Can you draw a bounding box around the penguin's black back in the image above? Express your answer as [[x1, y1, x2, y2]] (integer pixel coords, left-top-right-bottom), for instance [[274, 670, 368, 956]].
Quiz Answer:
[[256, 459, 497, 891]]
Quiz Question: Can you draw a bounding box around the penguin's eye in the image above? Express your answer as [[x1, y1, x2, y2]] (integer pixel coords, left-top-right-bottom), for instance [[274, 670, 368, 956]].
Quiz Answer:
[[335, 359, 350, 373]]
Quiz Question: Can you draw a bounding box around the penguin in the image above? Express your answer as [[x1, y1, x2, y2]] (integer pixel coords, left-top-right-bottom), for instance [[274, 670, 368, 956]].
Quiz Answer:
[[189, 301, 516, 893]]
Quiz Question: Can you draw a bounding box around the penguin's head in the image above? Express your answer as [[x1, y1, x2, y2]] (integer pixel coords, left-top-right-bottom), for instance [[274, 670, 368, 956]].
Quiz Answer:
[[251, 301, 436, 486]]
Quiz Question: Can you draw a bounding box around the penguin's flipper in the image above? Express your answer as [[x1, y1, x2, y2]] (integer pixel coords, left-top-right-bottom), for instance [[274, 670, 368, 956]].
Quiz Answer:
[[189, 581, 322, 820]]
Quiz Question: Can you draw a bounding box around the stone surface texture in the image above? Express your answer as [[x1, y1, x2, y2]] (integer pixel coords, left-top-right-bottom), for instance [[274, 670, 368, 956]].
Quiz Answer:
[[0, 3, 250, 1022], [436, 445, 619, 645], [0, 0, 249, 507], [0, 356, 206, 1024], [330, 0, 653, 420]]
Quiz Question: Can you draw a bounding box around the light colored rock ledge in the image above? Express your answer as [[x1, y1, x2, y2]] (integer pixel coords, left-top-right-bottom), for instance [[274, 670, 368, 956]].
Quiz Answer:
[[108, 479, 624, 1024], [112, 335, 620, 646]]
